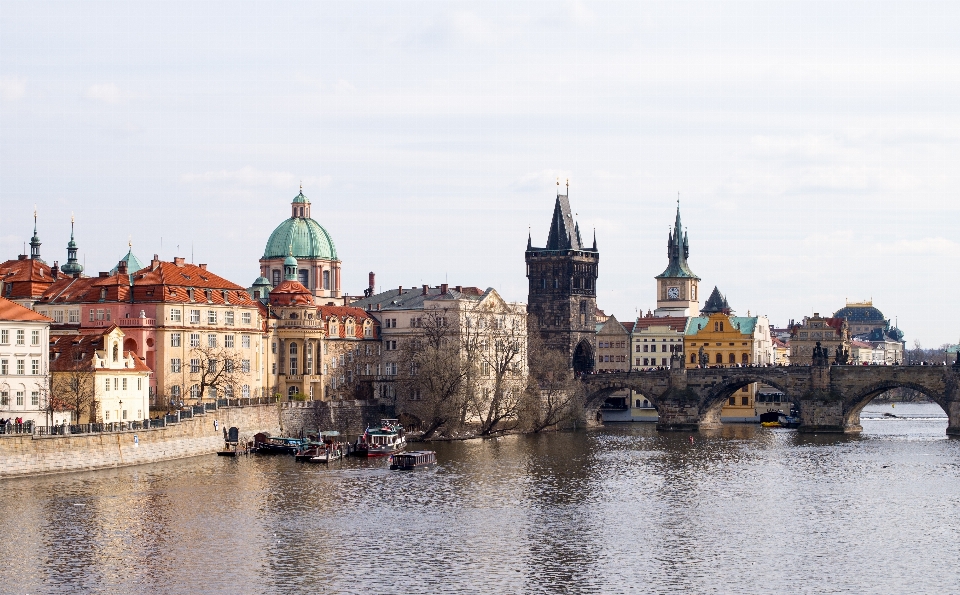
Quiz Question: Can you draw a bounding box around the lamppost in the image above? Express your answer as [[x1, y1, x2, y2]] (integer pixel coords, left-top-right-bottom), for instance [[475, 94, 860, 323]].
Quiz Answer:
[[118, 400, 122, 429]]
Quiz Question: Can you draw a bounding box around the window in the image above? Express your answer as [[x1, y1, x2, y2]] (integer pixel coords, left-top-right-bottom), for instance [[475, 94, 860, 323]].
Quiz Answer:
[[272, 269, 281, 286], [209, 387, 218, 399], [69, 310, 80, 323], [384, 318, 397, 328], [207, 310, 217, 325], [208, 334, 217, 348], [242, 335, 250, 349], [241, 312, 252, 325], [691, 354, 696, 364], [729, 353, 735, 364], [16, 330, 25, 345], [138, 378, 142, 390], [122, 378, 128, 390], [224, 360, 234, 373], [386, 362, 398, 376], [89, 309, 95, 322], [53, 310, 63, 323], [728, 396, 735, 406], [31, 359, 39, 375], [0, 330, 7, 344], [114, 378, 118, 390], [225, 311, 235, 326], [385, 340, 397, 351], [105, 411, 110, 421], [190, 359, 200, 373], [224, 385, 233, 398], [0, 360, 6, 374], [241, 359, 250, 373], [0, 391, 7, 406], [190, 309, 200, 324], [716, 353, 723, 364], [171, 308, 182, 322], [290, 358, 298, 375], [105, 378, 111, 392], [742, 396, 749, 406], [224, 335, 235, 348], [170, 385, 181, 398], [742, 353, 749, 364], [242, 385, 250, 398], [209, 360, 218, 373], [190, 333, 200, 347], [31, 391, 39, 406], [322, 270, 330, 289], [271, 342, 277, 354], [16, 360, 24, 375], [190, 384, 200, 399], [96, 309, 104, 321], [170, 333, 181, 347]]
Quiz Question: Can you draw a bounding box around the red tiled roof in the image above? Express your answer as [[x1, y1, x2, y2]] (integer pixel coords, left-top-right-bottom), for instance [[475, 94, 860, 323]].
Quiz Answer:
[[632, 316, 687, 332], [0, 258, 55, 298], [269, 280, 314, 306], [622, 321, 636, 333], [317, 306, 379, 339], [130, 260, 256, 305], [50, 331, 152, 373], [0, 296, 53, 322]]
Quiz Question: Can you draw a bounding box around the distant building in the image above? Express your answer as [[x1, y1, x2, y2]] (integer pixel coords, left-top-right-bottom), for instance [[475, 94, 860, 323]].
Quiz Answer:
[[259, 190, 342, 301], [654, 204, 700, 317], [525, 183, 599, 373], [595, 315, 631, 421], [789, 314, 850, 366], [0, 297, 56, 425], [50, 326, 151, 424], [832, 300, 904, 364]]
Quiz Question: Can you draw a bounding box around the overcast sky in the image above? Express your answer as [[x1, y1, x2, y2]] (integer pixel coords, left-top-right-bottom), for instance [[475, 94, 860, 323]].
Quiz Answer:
[[1, 1, 959, 347]]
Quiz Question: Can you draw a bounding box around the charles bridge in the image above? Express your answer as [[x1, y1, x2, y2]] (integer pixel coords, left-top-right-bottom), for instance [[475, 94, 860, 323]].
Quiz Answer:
[[581, 359, 960, 435]]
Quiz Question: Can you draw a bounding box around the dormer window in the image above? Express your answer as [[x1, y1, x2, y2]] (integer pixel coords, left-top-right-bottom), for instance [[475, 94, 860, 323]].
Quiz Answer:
[[100, 288, 107, 300], [187, 288, 195, 301], [205, 289, 212, 302]]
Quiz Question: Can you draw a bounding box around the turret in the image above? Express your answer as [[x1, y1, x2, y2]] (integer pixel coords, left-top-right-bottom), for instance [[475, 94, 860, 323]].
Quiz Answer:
[[29, 208, 42, 262], [61, 215, 84, 276]]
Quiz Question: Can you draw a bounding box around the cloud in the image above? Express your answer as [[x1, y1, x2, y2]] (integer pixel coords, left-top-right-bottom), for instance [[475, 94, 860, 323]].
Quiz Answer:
[[0, 78, 25, 100], [84, 83, 124, 104], [180, 166, 332, 190]]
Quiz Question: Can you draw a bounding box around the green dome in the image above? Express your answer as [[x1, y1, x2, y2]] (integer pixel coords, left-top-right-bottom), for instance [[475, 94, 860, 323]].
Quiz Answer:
[[263, 217, 338, 261]]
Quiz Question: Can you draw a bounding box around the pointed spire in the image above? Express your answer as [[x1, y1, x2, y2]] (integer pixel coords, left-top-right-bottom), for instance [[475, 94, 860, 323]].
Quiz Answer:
[[656, 197, 698, 280], [62, 214, 83, 276], [527, 227, 532, 249], [592, 228, 597, 251], [29, 206, 43, 262]]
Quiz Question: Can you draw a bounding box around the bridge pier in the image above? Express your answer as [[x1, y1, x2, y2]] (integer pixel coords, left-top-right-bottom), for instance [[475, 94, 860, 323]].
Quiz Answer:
[[946, 401, 960, 436], [796, 396, 848, 433]]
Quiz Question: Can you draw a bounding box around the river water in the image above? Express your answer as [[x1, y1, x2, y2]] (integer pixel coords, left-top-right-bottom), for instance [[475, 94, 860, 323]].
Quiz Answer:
[[2, 402, 959, 595]]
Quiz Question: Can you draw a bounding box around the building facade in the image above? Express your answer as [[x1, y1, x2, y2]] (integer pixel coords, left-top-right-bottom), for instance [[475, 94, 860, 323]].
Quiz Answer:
[[0, 297, 56, 424], [526, 185, 599, 373], [789, 314, 850, 366]]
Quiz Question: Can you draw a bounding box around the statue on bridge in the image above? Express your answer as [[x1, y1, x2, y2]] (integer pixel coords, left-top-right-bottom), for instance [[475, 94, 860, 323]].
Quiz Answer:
[[698, 345, 708, 368], [833, 345, 850, 366], [812, 341, 829, 367]]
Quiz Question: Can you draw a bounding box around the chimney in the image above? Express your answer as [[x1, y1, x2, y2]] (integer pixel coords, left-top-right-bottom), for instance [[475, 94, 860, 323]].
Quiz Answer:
[[422, 284, 428, 295], [151, 254, 160, 271], [173, 257, 185, 267], [368, 272, 375, 292], [455, 285, 462, 293], [377, 303, 381, 311], [18, 254, 26, 261], [99, 272, 109, 278], [118, 260, 128, 275], [51, 261, 60, 280], [198, 263, 207, 270], [398, 286, 403, 294], [441, 283, 449, 294]]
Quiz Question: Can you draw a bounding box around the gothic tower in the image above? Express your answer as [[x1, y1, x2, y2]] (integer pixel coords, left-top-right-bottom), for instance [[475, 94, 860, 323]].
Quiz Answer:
[[654, 202, 700, 317], [525, 183, 599, 373]]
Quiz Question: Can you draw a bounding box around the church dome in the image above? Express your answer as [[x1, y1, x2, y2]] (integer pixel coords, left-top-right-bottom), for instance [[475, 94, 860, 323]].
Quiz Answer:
[[262, 191, 338, 261]]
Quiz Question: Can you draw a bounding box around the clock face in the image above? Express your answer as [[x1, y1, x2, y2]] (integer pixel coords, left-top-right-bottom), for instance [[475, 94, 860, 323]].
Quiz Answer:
[[667, 286, 680, 300]]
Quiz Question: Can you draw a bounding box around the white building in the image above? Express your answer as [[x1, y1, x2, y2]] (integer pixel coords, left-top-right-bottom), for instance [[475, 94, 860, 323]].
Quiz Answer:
[[0, 296, 57, 425]]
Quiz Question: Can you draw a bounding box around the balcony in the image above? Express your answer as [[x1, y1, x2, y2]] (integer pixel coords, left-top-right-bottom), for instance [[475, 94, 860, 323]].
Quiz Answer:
[[90, 318, 156, 328], [277, 319, 325, 329]]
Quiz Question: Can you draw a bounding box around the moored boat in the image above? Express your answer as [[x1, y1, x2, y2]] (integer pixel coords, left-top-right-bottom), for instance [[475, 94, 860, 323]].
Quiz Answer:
[[254, 434, 307, 455], [389, 450, 436, 470], [354, 419, 406, 457]]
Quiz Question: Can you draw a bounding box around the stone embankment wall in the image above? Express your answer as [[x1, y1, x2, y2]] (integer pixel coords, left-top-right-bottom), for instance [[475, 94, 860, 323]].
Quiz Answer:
[[281, 400, 389, 436], [0, 404, 282, 479]]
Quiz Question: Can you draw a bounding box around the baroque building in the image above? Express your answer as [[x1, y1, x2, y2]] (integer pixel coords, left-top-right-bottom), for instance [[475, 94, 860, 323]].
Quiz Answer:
[[525, 184, 599, 373], [260, 190, 342, 301]]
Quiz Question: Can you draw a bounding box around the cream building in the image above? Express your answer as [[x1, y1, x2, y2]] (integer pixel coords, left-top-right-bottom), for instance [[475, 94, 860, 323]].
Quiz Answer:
[[0, 297, 56, 425]]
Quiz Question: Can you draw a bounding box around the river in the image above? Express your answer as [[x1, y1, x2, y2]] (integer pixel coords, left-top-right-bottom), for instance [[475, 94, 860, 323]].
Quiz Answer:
[[1, 402, 958, 595]]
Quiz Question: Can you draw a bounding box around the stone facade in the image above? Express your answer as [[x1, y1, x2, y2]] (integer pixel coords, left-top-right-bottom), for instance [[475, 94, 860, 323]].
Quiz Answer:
[[526, 187, 599, 373], [789, 313, 849, 366]]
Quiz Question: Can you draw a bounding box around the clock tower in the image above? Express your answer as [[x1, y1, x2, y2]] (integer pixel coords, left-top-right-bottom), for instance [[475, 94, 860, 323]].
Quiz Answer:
[[654, 203, 700, 317]]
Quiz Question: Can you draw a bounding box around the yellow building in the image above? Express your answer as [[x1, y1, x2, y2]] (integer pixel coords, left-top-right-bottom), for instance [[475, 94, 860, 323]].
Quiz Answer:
[[684, 288, 774, 422]]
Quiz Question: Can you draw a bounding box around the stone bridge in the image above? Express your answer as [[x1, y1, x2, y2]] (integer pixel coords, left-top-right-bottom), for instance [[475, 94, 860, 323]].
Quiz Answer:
[[581, 362, 960, 434]]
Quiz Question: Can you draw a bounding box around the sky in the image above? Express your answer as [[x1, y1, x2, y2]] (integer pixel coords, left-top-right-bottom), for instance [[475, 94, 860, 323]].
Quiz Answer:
[[1, 1, 959, 347]]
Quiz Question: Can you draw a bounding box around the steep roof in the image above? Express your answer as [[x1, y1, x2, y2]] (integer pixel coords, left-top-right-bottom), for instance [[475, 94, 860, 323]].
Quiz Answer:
[[632, 316, 688, 332], [0, 257, 55, 299], [528, 191, 596, 253], [317, 306, 379, 339], [0, 296, 53, 322], [701, 286, 732, 314]]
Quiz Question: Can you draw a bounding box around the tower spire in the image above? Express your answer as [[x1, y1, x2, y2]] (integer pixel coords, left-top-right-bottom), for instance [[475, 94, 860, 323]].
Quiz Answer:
[[29, 206, 42, 262], [62, 213, 83, 276]]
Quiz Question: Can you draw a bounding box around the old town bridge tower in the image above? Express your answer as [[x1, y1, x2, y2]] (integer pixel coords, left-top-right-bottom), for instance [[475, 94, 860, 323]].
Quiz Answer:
[[526, 183, 599, 373]]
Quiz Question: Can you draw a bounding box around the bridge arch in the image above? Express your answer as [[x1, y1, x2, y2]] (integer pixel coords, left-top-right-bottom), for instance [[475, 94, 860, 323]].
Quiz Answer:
[[843, 380, 948, 431], [581, 377, 663, 412], [700, 374, 795, 427], [572, 340, 595, 375]]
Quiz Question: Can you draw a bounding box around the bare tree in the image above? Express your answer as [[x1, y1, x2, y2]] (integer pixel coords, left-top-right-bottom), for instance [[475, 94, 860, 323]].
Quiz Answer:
[[395, 308, 471, 438], [520, 323, 584, 432], [187, 345, 246, 401], [51, 361, 99, 423], [464, 308, 528, 435]]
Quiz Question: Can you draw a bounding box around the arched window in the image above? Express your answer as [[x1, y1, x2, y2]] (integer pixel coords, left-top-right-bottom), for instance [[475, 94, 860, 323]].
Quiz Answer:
[[690, 353, 696, 364], [323, 270, 330, 290], [729, 353, 736, 364], [742, 353, 749, 364], [290, 343, 298, 355], [715, 353, 723, 364]]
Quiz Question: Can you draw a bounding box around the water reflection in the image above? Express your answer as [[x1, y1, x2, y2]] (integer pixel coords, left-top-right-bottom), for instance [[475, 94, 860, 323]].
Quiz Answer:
[[1, 403, 960, 594]]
